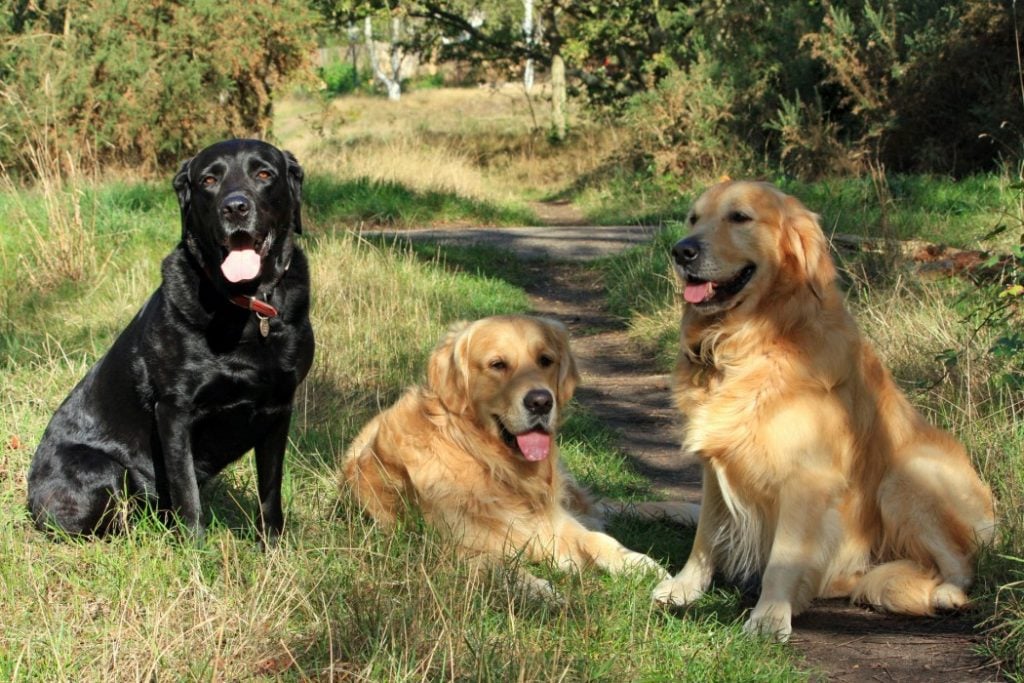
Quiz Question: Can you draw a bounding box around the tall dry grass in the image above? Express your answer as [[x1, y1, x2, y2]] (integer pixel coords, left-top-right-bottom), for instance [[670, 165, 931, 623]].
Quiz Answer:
[[275, 87, 621, 207], [1, 140, 101, 292]]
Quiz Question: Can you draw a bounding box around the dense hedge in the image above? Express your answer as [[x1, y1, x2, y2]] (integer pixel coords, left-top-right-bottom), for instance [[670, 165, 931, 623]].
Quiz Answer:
[[622, 0, 1023, 178], [0, 0, 316, 174]]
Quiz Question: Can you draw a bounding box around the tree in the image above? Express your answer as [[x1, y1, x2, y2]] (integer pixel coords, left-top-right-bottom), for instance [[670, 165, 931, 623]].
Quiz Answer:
[[398, 1, 691, 139], [364, 9, 410, 100], [522, 0, 535, 92]]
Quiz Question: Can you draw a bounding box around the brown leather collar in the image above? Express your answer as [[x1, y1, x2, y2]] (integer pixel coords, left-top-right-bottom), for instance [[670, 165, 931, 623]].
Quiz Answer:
[[227, 295, 278, 318]]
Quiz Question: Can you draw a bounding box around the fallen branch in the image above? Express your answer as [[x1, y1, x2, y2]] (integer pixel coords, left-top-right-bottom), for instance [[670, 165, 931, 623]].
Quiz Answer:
[[828, 233, 1016, 284]]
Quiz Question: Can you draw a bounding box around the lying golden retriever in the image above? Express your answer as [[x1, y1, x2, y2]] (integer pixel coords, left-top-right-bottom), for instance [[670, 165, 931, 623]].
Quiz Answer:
[[343, 315, 690, 595], [652, 180, 996, 640]]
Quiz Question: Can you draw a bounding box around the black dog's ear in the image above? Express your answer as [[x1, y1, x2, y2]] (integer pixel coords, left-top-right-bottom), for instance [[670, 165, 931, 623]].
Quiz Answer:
[[172, 157, 193, 239], [284, 150, 304, 235]]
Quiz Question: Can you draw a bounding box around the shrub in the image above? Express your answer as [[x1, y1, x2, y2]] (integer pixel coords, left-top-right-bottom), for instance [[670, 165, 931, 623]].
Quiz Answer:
[[320, 60, 362, 95], [801, 0, 1022, 175], [0, 0, 317, 175], [621, 55, 741, 178]]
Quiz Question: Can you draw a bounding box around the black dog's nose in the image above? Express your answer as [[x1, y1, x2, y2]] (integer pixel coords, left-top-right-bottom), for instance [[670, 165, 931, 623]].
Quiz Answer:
[[672, 238, 701, 265], [523, 389, 554, 416], [221, 194, 252, 218]]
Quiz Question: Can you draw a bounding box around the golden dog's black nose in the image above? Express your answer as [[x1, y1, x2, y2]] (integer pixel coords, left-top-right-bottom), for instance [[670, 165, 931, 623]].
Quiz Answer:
[[673, 238, 701, 265], [524, 389, 553, 416]]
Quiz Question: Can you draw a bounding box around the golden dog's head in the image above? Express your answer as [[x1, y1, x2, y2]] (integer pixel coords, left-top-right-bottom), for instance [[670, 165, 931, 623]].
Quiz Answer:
[[672, 181, 836, 315], [428, 315, 579, 462]]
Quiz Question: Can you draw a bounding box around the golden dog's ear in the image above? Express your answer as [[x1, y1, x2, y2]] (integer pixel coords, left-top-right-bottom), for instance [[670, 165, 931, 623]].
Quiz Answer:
[[781, 196, 836, 301], [428, 321, 472, 415], [544, 319, 580, 404]]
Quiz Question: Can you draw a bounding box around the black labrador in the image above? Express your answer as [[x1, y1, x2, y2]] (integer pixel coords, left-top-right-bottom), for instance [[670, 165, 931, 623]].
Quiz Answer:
[[27, 139, 315, 544]]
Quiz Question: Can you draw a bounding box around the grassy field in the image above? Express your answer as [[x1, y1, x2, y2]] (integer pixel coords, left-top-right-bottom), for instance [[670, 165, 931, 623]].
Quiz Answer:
[[0, 86, 1022, 679], [0, 170, 806, 679]]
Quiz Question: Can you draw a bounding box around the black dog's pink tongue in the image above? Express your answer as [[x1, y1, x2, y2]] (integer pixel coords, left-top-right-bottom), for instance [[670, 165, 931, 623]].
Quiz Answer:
[[221, 248, 260, 283], [516, 429, 551, 462]]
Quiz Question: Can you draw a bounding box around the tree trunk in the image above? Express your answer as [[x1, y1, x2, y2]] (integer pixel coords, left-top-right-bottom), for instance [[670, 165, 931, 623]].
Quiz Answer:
[[387, 16, 404, 101], [550, 52, 566, 141], [522, 0, 534, 93], [364, 15, 402, 101]]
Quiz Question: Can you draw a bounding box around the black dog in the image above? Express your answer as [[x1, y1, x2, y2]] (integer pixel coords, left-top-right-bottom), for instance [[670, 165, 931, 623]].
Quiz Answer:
[[27, 139, 315, 544]]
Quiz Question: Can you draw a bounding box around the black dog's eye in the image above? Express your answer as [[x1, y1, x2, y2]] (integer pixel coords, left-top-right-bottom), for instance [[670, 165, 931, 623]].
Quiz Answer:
[[488, 358, 507, 371], [728, 210, 752, 223], [538, 354, 554, 368], [255, 169, 273, 181], [201, 175, 217, 187]]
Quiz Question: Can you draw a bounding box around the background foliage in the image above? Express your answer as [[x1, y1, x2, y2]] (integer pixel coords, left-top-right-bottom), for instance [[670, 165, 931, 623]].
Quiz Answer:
[[0, 0, 316, 173], [1, 1, 1019, 178]]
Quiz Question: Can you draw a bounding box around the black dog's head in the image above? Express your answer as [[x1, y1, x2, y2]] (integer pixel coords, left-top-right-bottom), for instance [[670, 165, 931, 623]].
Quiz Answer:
[[173, 139, 303, 290]]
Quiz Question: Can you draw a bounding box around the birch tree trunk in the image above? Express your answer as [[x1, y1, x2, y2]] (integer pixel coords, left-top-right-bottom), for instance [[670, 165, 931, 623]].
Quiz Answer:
[[550, 51, 566, 140], [522, 0, 534, 93], [364, 15, 403, 101]]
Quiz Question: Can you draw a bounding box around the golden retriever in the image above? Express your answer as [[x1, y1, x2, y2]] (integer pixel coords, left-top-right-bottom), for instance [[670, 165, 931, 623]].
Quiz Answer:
[[343, 315, 689, 595], [652, 181, 996, 640]]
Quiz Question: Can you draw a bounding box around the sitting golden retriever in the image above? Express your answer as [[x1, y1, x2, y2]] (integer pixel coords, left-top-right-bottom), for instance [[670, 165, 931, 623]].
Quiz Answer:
[[343, 315, 689, 595], [652, 181, 996, 640]]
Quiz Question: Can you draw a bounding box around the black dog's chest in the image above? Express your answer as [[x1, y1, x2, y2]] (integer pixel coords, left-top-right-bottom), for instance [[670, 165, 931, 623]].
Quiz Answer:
[[185, 327, 310, 475], [192, 340, 301, 409]]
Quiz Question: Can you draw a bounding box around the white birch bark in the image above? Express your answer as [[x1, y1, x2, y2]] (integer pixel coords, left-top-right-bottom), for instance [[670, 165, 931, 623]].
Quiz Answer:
[[364, 14, 403, 101], [522, 0, 535, 93]]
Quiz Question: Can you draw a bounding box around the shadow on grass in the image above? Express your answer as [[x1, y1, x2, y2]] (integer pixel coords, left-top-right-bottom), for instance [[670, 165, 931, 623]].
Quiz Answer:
[[305, 175, 536, 228], [383, 238, 540, 289]]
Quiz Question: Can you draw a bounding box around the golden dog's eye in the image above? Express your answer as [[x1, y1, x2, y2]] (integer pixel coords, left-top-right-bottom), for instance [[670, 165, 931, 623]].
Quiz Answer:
[[538, 354, 554, 368], [488, 359, 507, 371], [729, 210, 752, 223], [688, 214, 697, 225], [255, 170, 272, 181]]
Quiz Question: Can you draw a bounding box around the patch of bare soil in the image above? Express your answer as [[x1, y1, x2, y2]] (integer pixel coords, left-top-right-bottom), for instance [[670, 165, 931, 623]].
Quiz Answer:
[[529, 199, 587, 226], [404, 217, 1003, 682]]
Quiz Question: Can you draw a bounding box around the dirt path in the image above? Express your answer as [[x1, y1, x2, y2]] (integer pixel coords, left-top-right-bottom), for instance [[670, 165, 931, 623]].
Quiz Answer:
[[376, 222, 1003, 682]]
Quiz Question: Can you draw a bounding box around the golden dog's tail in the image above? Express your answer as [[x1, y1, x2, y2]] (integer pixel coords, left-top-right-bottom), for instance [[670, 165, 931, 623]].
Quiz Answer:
[[598, 500, 700, 526], [850, 559, 968, 615]]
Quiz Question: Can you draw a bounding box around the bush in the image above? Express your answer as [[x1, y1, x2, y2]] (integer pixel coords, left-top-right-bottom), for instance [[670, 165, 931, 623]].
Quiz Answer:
[[792, 0, 1020, 175], [320, 60, 362, 96], [408, 72, 446, 91], [607, 0, 1023, 179], [0, 0, 317, 175], [622, 55, 741, 178]]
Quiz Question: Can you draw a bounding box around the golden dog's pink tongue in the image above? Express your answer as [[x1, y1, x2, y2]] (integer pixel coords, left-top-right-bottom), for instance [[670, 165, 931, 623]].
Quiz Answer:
[[516, 430, 551, 462], [684, 281, 715, 304], [221, 248, 260, 283]]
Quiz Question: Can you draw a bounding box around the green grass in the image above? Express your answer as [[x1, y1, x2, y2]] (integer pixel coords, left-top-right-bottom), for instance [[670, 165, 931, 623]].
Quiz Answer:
[[572, 171, 1019, 250], [0, 176, 810, 681], [304, 175, 538, 228]]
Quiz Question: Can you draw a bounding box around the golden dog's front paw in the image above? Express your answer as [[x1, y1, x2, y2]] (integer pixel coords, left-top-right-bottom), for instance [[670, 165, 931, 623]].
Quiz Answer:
[[932, 582, 969, 611], [743, 601, 793, 642], [621, 550, 671, 580], [652, 575, 705, 606], [514, 571, 564, 605]]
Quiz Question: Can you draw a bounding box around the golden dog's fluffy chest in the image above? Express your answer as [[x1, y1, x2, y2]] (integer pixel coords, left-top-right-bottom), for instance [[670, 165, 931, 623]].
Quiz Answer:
[[675, 341, 849, 497]]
